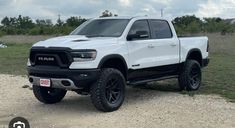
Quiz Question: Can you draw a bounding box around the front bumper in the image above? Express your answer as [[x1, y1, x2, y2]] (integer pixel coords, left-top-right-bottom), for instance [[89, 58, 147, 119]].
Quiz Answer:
[[27, 66, 100, 89]]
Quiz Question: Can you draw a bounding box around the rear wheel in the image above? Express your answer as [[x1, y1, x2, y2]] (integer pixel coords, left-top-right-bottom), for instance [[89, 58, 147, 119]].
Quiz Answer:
[[178, 60, 202, 91], [33, 85, 67, 104], [90, 68, 126, 112]]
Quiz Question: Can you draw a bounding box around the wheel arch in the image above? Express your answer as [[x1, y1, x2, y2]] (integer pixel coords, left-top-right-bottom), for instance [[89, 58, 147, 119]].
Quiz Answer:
[[186, 48, 203, 66], [98, 54, 128, 79]]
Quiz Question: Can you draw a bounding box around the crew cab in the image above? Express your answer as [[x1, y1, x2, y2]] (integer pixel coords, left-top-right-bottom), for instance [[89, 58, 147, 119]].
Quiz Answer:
[[27, 16, 209, 112]]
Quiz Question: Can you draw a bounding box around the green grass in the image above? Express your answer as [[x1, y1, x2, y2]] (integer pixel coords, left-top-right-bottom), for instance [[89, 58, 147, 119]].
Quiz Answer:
[[0, 43, 32, 75], [201, 54, 235, 102]]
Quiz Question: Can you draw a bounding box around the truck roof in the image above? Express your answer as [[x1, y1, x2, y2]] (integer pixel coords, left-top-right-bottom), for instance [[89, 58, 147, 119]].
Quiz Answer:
[[95, 16, 169, 21]]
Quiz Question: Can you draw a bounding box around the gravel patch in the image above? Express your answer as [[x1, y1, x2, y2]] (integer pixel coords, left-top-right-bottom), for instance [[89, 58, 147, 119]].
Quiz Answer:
[[0, 74, 234, 128]]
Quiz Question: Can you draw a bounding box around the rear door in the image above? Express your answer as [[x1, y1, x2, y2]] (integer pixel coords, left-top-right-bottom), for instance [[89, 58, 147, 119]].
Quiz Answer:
[[148, 19, 180, 66]]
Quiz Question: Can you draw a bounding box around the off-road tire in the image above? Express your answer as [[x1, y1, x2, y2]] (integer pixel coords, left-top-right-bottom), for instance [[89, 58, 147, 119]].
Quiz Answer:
[[33, 85, 67, 104], [90, 68, 126, 112], [178, 60, 202, 91]]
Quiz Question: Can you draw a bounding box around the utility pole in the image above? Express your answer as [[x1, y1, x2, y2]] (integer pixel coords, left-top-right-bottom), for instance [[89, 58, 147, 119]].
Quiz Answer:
[[161, 9, 164, 17], [57, 14, 62, 26], [58, 14, 61, 21]]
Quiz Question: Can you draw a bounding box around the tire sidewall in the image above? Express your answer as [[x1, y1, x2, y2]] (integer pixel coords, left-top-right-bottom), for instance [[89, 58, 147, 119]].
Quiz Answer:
[[101, 73, 125, 108], [90, 68, 126, 112], [179, 60, 202, 91], [33, 85, 67, 104]]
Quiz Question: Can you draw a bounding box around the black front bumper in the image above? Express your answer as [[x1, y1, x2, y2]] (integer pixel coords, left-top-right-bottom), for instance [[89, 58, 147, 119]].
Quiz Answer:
[[27, 66, 100, 89]]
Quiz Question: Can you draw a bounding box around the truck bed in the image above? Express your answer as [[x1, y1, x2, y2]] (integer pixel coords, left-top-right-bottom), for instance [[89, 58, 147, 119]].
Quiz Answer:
[[179, 36, 209, 63]]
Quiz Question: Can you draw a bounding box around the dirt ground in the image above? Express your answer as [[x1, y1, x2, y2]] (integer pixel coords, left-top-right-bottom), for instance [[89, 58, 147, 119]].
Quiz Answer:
[[0, 74, 234, 128]]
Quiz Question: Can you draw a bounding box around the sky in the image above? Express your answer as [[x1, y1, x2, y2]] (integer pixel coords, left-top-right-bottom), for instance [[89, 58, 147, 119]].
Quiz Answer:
[[0, 0, 235, 22]]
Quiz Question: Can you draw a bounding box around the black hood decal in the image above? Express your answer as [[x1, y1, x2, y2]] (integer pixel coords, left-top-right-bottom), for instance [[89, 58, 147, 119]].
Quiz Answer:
[[72, 39, 89, 42]]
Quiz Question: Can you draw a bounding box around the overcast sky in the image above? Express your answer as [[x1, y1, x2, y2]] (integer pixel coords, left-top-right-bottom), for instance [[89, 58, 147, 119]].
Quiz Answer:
[[0, 0, 235, 22]]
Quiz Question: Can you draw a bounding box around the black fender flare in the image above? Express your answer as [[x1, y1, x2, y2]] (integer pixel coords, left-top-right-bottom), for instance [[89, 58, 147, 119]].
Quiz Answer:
[[186, 48, 203, 64], [98, 54, 128, 70]]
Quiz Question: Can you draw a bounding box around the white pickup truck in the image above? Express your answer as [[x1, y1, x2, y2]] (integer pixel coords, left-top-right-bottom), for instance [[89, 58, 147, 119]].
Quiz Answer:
[[27, 16, 209, 112]]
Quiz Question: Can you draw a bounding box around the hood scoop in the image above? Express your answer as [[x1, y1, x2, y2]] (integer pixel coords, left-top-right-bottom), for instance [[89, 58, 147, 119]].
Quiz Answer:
[[72, 39, 89, 42]]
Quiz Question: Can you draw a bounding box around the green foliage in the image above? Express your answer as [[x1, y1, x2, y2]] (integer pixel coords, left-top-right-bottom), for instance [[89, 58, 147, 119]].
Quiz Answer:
[[100, 10, 118, 17], [0, 15, 87, 35], [0, 43, 32, 75], [1, 13, 234, 36], [0, 30, 5, 37], [173, 15, 235, 35], [66, 16, 86, 27]]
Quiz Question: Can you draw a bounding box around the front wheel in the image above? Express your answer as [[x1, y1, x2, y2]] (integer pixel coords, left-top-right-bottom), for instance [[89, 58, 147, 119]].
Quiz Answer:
[[33, 85, 67, 104], [178, 60, 202, 91], [90, 68, 126, 112]]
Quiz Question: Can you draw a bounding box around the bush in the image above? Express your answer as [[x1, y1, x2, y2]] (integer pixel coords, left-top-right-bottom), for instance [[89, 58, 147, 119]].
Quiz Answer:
[[0, 30, 6, 37], [29, 27, 41, 35]]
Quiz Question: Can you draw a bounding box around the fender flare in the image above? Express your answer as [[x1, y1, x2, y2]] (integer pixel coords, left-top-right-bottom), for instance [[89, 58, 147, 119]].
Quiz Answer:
[[98, 54, 128, 70], [186, 48, 203, 64]]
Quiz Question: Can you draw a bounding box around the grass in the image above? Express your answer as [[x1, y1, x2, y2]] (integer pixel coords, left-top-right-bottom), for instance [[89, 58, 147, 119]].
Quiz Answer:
[[0, 43, 32, 75], [201, 54, 235, 102], [0, 35, 54, 44], [0, 34, 235, 102]]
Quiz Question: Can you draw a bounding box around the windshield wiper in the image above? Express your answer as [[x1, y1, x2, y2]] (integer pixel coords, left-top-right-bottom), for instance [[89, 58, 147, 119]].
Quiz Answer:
[[85, 34, 105, 38]]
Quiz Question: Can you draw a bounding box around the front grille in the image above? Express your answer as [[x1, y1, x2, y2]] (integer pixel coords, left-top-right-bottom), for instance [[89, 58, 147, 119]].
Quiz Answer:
[[30, 47, 72, 67]]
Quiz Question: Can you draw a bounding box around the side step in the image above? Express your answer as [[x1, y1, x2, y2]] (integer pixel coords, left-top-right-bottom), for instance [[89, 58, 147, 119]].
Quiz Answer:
[[127, 75, 178, 85]]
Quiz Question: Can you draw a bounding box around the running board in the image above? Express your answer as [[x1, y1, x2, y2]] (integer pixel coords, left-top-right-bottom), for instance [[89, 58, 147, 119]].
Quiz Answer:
[[127, 75, 178, 85]]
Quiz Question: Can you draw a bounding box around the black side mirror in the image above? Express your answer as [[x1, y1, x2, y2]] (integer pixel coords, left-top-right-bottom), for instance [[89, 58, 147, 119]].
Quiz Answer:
[[127, 31, 149, 41]]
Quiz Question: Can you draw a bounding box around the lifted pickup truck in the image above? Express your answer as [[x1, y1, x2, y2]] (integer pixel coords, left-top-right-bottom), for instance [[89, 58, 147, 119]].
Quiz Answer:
[[27, 16, 209, 112]]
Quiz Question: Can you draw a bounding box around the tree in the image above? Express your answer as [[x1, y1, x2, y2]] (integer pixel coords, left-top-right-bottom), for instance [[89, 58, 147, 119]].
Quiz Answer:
[[17, 15, 34, 29], [173, 15, 202, 29], [186, 21, 201, 33], [45, 19, 53, 26], [173, 15, 203, 34], [36, 19, 53, 27], [203, 17, 225, 33], [1, 16, 10, 27], [66, 16, 86, 27], [56, 15, 64, 27], [100, 10, 118, 17]]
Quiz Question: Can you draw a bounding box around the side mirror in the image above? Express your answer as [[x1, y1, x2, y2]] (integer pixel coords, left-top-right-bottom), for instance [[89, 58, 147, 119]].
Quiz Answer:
[[127, 31, 149, 41]]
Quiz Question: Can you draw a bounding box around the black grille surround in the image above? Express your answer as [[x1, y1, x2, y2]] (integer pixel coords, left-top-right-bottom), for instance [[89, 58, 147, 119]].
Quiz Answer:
[[29, 47, 73, 68]]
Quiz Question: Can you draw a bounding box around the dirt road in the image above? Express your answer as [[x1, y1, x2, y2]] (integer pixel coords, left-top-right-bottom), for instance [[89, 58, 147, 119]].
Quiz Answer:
[[0, 74, 234, 128]]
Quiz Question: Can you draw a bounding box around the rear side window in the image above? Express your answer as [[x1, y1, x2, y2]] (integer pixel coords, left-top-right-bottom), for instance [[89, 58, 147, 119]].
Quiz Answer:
[[150, 20, 172, 39]]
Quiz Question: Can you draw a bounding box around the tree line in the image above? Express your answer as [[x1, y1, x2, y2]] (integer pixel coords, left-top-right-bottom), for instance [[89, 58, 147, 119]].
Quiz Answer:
[[0, 10, 234, 36], [0, 15, 87, 36], [173, 15, 235, 35]]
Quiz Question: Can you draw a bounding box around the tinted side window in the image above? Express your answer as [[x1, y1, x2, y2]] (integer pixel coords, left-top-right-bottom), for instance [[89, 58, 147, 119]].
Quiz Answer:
[[150, 20, 172, 39], [128, 20, 150, 39]]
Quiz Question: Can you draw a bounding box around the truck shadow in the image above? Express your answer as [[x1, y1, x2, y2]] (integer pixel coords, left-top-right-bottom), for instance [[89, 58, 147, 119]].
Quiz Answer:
[[37, 79, 181, 113], [130, 79, 179, 92]]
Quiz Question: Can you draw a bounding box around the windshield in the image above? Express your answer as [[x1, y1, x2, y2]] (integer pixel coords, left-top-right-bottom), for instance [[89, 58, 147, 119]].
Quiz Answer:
[[70, 19, 130, 37]]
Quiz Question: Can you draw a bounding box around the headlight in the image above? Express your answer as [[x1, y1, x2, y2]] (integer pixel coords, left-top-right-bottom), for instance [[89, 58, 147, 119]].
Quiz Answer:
[[71, 50, 97, 62]]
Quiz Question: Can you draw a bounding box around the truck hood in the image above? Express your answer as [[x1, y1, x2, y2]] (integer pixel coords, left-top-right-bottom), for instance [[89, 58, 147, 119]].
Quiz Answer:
[[33, 35, 118, 49]]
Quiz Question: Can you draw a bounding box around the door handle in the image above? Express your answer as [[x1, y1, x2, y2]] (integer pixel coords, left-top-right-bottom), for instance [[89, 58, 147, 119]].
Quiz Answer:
[[148, 44, 155, 48], [170, 43, 177, 47]]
